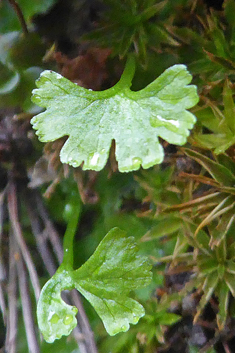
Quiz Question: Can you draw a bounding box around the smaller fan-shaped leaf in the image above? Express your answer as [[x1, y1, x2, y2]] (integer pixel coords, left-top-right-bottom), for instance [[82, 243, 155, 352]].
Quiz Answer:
[[37, 227, 152, 342]]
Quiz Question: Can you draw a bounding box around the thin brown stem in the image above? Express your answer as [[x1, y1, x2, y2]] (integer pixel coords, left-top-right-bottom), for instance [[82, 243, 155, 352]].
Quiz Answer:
[[71, 290, 98, 353], [7, 181, 40, 300], [5, 235, 18, 353], [223, 342, 231, 353], [0, 284, 6, 325], [0, 191, 7, 323], [7, 0, 28, 35], [0, 190, 5, 240], [35, 193, 63, 262], [25, 191, 57, 276], [0, 191, 6, 280], [17, 252, 40, 353]]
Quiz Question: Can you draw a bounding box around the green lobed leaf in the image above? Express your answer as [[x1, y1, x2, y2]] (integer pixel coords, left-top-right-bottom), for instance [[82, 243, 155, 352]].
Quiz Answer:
[[37, 227, 152, 342], [31, 58, 198, 172]]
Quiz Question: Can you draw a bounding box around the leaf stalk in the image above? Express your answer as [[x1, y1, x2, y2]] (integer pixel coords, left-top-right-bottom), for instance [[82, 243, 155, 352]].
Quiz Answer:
[[116, 54, 136, 90], [62, 197, 81, 270]]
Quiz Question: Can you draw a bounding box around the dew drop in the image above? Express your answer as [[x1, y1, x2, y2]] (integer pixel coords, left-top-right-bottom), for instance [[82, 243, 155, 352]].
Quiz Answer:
[[72, 307, 78, 314], [89, 152, 100, 166], [168, 119, 180, 127], [50, 313, 60, 324], [132, 314, 138, 323], [132, 157, 142, 168], [63, 314, 73, 325]]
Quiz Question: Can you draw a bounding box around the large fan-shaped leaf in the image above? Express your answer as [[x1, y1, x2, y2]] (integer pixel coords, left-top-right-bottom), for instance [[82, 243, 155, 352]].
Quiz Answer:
[[31, 58, 198, 172]]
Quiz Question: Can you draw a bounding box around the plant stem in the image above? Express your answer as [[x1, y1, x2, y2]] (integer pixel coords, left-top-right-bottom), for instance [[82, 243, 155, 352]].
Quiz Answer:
[[7, 0, 29, 35], [115, 54, 136, 90], [5, 234, 18, 353], [62, 197, 81, 270], [71, 290, 98, 353], [0, 191, 6, 324], [25, 191, 57, 275], [7, 181, 40, 300], [36, 193, 64, 263], [17, 253, 40, 353]]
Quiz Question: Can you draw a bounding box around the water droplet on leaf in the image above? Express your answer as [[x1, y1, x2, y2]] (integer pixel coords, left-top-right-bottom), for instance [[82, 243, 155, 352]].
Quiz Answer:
[[63, 314, 73, 325], [50, 313, 60, 324], [89, 152, 100, 166], [132, 157, 142, 168], [132, 314, 138, 324]]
